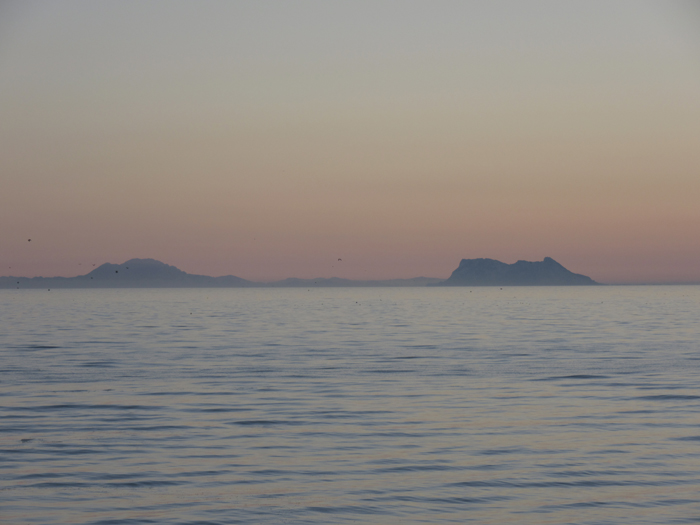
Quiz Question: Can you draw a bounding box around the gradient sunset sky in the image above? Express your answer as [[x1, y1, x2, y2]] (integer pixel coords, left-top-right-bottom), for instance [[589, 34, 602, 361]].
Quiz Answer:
[[1, 1, 699, 283]]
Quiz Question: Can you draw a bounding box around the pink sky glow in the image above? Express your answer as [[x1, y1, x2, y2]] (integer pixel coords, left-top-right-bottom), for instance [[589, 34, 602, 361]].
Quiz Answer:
[[1, 1, 699, 284]]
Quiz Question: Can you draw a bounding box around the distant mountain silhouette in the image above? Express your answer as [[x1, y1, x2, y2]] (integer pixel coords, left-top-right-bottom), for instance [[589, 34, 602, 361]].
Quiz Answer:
[[0, 257, 599, 289], [1, 258, 254, 289], [266, 276, 442, 287], [436, 257, 597, 286], [0, 258, 441, 288], [86, 258, 190, 280]]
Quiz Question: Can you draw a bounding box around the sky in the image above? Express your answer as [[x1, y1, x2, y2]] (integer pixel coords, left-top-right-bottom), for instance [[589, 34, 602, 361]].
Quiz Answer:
[[1, 1, 699, 284]]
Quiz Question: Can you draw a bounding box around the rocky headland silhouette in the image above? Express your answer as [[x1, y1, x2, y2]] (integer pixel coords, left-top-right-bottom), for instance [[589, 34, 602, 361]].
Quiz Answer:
[[1, 257, 597, 288], [437, 257, 597, 286]]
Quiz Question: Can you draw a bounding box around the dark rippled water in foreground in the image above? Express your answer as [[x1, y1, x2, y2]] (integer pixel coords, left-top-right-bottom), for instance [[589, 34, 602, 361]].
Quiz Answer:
[[2, 286, 700, 524]]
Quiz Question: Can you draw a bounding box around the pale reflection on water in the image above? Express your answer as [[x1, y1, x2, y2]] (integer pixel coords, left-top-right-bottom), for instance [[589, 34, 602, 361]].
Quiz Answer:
[[2, 286, 700, 524]]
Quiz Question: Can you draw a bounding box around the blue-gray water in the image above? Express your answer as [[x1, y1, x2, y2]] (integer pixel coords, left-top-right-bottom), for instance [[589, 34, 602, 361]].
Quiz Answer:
[[2, 286, 700, 524]]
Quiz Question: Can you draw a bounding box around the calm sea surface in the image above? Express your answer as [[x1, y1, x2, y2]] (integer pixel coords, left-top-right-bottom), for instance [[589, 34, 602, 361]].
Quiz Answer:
[[2, 286, 700, 524]]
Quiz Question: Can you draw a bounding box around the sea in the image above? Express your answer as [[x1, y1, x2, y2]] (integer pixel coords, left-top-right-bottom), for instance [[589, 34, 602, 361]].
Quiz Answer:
[[2, 286, 700, 524]]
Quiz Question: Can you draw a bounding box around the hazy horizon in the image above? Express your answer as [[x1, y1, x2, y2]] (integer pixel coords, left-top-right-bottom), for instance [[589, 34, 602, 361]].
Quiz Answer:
[[2, 1, 699, 284], [3, 255, 700, 286]]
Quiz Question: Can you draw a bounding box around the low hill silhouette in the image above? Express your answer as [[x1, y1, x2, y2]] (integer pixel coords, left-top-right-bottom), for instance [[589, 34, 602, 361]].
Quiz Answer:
[[1, 258, 254, 289], [1, 258, 441, 288]]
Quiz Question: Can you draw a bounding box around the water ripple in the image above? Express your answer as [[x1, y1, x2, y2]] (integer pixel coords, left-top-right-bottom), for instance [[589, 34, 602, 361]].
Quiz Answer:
[[2, 286, 700, 524]]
